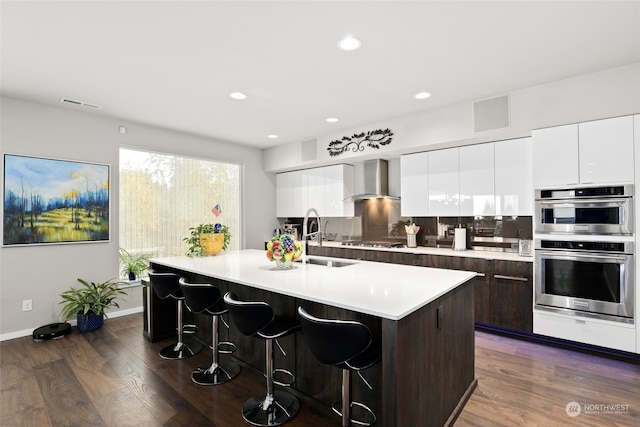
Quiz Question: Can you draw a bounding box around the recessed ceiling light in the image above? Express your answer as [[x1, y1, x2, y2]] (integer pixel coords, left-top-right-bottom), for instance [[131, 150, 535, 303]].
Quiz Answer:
[[326, 117, 339, 123], [414, 92, 431, 100], [229, 92, 247, 100], [267, 134, 278, 139], [337, 36, 361, 51]]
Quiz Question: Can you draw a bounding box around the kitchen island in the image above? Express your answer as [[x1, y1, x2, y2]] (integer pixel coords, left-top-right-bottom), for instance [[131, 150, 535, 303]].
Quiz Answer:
[[150, 249, 477, 426]]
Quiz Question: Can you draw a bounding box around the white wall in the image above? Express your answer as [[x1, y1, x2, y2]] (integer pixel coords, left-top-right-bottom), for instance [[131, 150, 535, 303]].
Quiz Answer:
[[264, 63, 640, 172], [0, 96, 275, 339]]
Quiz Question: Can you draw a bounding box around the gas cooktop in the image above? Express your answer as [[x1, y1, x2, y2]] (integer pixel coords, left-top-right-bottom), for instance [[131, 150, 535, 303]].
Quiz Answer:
[[342, 241, 405, 248]]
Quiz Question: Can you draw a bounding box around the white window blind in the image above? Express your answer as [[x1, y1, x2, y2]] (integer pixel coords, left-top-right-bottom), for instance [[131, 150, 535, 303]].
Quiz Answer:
[[119, 148, 240, 258]]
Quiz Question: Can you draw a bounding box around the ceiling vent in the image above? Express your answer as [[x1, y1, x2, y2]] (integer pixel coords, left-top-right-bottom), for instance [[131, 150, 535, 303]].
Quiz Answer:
[[473, 95, 509, 132], [60, 98, 102, 110], [301, 139, 317, 162]]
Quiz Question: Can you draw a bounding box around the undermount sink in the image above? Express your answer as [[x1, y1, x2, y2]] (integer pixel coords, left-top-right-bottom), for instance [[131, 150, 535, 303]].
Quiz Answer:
[[304, 258, 357, 268]]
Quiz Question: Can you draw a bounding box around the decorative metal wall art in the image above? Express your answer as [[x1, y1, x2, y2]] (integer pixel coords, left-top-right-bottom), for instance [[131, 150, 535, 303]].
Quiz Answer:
[[327, 128, 393, 157]]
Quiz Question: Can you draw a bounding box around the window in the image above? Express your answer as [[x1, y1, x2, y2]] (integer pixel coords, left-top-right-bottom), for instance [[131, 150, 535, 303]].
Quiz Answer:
[[119, 148, 241, 259]]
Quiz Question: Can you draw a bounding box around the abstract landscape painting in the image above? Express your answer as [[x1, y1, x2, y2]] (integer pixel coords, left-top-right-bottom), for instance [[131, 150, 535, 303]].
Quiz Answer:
[[3, 154, 110, 245]]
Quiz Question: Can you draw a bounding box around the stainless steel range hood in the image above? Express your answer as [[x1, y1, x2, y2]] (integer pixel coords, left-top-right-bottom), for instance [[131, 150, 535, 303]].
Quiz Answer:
[[349, 159, 400, 201]]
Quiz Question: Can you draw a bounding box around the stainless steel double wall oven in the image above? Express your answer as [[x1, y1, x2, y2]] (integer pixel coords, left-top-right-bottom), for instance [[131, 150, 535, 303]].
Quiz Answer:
[[534, 185, 635, 323]]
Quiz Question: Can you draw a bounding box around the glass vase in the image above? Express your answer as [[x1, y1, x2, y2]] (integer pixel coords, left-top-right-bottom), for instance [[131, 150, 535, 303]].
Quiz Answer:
[[274, 260, 294, 270]]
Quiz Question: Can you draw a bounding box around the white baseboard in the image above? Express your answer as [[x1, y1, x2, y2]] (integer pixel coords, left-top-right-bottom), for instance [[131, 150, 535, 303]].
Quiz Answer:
[[0, 305, 144, 342]]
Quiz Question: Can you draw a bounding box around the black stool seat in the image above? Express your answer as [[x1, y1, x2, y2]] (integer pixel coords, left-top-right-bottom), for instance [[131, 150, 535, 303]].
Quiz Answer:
[[148, 271, 202, 360], [298, 307, 381, 427], [257, 317, 301, 340], [224, 292, 301, 426], [340, 344, 381, 372], [179, 278, 240, 385]]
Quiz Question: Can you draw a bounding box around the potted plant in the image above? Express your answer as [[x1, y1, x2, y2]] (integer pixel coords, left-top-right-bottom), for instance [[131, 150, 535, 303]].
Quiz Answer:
[[118, 247, 149, 280], [59, 278, 127, 332], [184, 223, 231, 256]]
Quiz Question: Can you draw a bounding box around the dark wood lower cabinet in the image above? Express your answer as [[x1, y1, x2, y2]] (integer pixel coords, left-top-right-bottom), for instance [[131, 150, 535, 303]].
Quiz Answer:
[[489, 260, 533, 332], [382, 281, 476, 427], [451, 257, 492, 326], [453, 258, 532, 332], [309, 246, 533, 333]]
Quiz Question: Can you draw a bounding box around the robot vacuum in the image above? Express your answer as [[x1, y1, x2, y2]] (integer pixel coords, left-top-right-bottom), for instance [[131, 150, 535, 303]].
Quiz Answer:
[[33, 322, 71, 341]]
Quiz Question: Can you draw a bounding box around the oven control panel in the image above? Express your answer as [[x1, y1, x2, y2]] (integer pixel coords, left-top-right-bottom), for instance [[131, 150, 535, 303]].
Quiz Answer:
[[537, 240, 630, 252]]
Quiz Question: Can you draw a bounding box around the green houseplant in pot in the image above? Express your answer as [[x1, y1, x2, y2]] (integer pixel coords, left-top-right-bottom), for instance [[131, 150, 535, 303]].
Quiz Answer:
[[118, 247, 149, 280], [184, 223, 231, 256], [60, 278, 127, 332]]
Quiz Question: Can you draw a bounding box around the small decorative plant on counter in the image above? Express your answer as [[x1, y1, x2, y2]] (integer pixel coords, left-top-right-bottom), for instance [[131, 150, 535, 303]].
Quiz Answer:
[[59, 278, 128, 332], [266, 234, 303, 269], [184, 223, 232, 256], [118, 247, 149, 280]]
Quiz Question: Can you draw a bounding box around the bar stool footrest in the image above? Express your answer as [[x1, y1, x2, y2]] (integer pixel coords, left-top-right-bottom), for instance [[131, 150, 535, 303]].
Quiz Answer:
[[271, 368, 295, 387], [182, 324, 198, 334], [331, 400, 377, 426], [217, 340, 236, 354]]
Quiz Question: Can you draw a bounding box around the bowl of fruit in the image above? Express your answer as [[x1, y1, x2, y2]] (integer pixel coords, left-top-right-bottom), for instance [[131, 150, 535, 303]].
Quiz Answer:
[[266, 234, 303, 270]]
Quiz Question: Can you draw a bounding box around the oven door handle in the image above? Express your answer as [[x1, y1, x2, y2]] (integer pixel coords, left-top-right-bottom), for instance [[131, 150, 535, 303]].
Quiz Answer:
[[537, 198, 629, 207], [537, 251, 630, 262]]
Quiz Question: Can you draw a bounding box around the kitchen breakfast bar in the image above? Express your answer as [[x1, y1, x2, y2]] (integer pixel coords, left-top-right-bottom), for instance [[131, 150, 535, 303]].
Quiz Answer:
[[149, 250, 477, 426]]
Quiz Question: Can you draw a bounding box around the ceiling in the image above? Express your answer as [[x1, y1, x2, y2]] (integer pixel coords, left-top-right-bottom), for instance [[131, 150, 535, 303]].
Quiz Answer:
[[2, 1, 639, 149]]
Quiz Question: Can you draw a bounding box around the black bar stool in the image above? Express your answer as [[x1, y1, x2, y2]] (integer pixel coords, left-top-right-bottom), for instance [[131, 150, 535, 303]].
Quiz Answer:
[[298, 307, 381, 427], [179, 278, 240, 385], [223, 292, 301, 426], [148, 271, 202, 359]]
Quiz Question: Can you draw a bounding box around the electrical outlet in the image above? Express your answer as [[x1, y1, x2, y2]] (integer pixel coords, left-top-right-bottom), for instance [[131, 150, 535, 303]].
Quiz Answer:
[[22, 299, 32, 312]]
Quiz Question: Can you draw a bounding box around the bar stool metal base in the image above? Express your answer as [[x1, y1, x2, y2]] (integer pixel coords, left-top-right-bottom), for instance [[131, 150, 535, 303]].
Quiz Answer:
[[192, 360, 240, 385], [159, 341, 203, 360], [241, 390, 300, 426]]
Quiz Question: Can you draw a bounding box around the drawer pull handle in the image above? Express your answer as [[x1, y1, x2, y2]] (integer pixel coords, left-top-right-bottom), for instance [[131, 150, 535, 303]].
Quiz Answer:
[[476, 273, 486, 277], [494, 274, 528, 282]]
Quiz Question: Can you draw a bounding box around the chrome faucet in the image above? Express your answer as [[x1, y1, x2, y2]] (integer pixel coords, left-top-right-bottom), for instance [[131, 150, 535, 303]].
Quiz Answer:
[[302, 207, 322, 264]]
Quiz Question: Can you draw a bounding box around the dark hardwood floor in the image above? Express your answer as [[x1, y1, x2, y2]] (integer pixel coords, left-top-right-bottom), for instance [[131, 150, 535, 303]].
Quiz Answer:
[[1, 313, 638, 426], [457, 332, 639, 427]]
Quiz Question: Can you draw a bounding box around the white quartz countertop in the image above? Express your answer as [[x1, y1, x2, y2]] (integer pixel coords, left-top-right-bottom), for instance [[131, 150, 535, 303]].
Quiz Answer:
[[150, 249, 476, 321], [313, 241, 534, 262]]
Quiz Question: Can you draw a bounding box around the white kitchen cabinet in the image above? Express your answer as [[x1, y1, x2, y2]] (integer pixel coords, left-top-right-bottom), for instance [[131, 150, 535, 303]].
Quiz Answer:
[[495, 137, 533, 215], [578, 116, 634, 184], [533, 310, 636, 353], [276, 169, 307, 217], [407, 140, 532, 217], [532, 124, 579, 187], [276, 165, 354, 218], [532, 116, 634, 187], [276, 171, 295, 217], [459, 144, 495, 216], [636, 114, 640, 354], [400, 152, 429, 217], [306, 167, 325, 216], [322, 164, 354, 217], [429, 148, 460, 216]]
